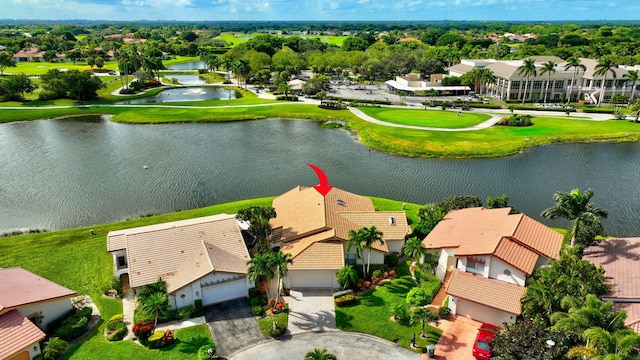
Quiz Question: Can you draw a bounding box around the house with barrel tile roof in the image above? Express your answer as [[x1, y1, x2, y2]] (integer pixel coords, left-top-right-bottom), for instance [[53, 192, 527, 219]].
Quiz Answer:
[[270, 186, 410, 289], [422, 207, 563, 326], [0, 268, 77, 360]]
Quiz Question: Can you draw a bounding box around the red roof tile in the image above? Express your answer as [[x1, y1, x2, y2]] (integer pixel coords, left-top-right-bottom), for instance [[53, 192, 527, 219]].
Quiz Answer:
[[0, 310, 45, 359], [584, 237, 640, 299], [0, 268, 76, 312], [446, 270, 526, 315]]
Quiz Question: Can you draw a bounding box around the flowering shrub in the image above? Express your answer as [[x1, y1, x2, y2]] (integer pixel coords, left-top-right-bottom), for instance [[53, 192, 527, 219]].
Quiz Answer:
[[269, 322, 286, 338], [147, 329, 174, 349], [132, 321, 154, 341], [275, 301, 285, 312], [334, 294, 357, 307]]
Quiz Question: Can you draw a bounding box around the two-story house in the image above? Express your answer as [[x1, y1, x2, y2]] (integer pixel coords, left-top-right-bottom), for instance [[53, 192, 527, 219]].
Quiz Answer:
[[422, 207, 563, 326]]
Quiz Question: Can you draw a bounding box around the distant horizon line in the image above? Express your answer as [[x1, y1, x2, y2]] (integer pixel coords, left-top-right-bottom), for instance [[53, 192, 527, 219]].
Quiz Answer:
[[1, 19, 639, 24]]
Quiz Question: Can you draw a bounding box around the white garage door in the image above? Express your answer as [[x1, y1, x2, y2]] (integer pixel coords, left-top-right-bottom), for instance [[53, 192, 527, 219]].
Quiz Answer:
[[201, 279, 247, 306], [455, 299, 514, 326], [287, 270, 339, 289]]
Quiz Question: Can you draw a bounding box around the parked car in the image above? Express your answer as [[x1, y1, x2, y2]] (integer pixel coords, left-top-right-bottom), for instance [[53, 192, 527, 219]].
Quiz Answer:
[[472, 323, 498, 359]]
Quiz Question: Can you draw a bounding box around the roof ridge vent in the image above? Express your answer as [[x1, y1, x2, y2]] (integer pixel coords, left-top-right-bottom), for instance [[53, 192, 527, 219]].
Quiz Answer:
[[389, 216, 396, 225], [336, 199, 346, 206]]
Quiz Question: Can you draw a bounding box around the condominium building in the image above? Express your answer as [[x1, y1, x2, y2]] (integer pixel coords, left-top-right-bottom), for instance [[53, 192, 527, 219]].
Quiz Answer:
[[448, 56, 640, 104]]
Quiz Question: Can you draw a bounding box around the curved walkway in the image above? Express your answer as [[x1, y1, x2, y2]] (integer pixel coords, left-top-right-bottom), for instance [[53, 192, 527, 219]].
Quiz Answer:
[[228, 331, 423, 360]]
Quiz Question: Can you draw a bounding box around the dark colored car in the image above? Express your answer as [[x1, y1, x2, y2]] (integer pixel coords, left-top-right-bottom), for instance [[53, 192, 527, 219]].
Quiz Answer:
[[472, 323, 498, 359]]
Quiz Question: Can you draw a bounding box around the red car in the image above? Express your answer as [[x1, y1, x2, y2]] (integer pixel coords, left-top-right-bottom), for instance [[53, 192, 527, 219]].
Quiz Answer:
[[472, 323, 498, 359]]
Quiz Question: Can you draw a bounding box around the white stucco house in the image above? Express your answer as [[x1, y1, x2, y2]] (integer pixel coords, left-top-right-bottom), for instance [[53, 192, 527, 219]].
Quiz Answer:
[[107, 214, 252, 309], [0, 268, 77, 360], [423, 207, 563, 326], [269, 186, 410, 289]]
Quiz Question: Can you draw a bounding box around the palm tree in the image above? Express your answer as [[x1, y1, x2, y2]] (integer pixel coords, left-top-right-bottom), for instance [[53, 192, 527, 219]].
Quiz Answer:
[[221, 57, 233, 82], [594, 56, 618, 107], [269, 250, 293, 302], [540, 60, 557, 104], [403, 237, 428, 263], [348, 226, 384, 276], [550, 294, 627, 337], [564, 57, 586, 103], [206, 54, 220, 77], [234, 58, 251, 90], [541, 188, 608, 247], [304, 347, 337, 360], [346, 230, 366, 275], [140, 292, 169, 329], [247, 253, 275, 299], [336, 265, 358, 289], [279, 82, 293, 100], [623, 70, 639, 102], [517, 58, 537, 104], [42, 337, 68, 360], [411, 307, 439, 338], [568, 328, 640, 360], [478, 68, 495, 96]]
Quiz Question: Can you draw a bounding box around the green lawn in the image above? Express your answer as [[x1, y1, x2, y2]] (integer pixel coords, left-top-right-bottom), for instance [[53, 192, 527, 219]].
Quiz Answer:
[[336, 261, 442, 352], [358, 107, 491, 128], [257, 307, 289, 337], [4, 61, 118, 75]]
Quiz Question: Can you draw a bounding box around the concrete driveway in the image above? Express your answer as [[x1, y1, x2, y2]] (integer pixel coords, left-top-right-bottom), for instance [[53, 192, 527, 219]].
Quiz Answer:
[[428, 315, 481, 360], [204, 298, 269, 357], [230, 331, 423, 360], [285, 289, 337, 334]]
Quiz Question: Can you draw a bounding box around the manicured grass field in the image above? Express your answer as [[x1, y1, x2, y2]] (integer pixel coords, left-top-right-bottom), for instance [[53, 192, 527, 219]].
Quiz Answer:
[[358, 107, 491, 128], [217, 32, 347, 47], [4, 60, 117, 75], [351, 114, 640, 158], [335, 261, 442, 351]]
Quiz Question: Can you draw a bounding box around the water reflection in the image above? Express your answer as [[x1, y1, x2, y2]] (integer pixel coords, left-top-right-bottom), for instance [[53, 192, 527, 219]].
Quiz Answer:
[[115, 87, 237, 104]]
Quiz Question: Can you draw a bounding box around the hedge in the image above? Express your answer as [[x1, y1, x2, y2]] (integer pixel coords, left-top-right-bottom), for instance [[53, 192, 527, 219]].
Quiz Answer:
[[508, 105, 576, 112], [334, 293, 358, 307], [581, 107, 616, 114], [54, 307, 92, 341], [197, 344, 217, 360]]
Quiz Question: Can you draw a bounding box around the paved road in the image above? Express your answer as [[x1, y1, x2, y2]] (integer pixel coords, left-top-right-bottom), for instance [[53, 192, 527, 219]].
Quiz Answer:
[[229, 331, 423, 360], [204, 299, 269, 357]]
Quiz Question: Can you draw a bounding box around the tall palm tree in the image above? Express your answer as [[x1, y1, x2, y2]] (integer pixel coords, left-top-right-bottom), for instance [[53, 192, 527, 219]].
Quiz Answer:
[[361, 226, 384, 276], [478, 68, 495, 96], [234, 58, 251, 90], [403, 237, 428, 263], [564, 57, 586, 103], [518, 58, 537, 104], [346, 229, 366, 275], [540, 60, 557, 104], [140, 292, 169, 329], [594, 56, 618, 107], [623, 70, 639, 102], [206, 54, 220, 77], [221, 57, 233, 82], [410, 307, 439, 338], [247, 253, 275, 299], [567, 328, 640, 360], [541, 188, 608, 247], [304, 347, 337, 360], [269, 250, 293, 302], [550, 294, 627, 337]]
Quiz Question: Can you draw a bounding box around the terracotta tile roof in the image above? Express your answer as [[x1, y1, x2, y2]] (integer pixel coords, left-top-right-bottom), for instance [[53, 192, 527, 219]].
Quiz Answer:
[[446, 270, 526, 315], [0, 310, 45, 359], [107, 214, 248, 289], [423, 207, 563, 273], [12, 47, 43, 58], [493, 238, 539, 275], [273, 186, 403, 261], [584, 238, 640, 300], [613, 302, 640, 334], [0, 268, 76, 312], [288, 242, 344, 270], [164, 241, 249, 293]]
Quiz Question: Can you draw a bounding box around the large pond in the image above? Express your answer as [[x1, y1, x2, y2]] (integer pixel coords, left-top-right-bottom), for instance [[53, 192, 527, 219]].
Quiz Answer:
[[167, 61, 206, 70], [1, 116, 639, 236], [115, 87, 237, 104], [166, 75, 208, 85]]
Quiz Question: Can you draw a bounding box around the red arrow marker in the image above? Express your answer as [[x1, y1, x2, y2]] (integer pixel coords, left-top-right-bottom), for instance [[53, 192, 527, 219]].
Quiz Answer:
[[307, 164, 334, 196]]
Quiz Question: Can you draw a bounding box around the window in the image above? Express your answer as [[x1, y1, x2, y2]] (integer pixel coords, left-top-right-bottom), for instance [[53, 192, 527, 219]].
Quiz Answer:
[[511, 81, 520, 90], [466, 257, 485, 273], [345, 253, 357, 265], [554, 80, 564, 89], [117, 256, 127, 269], [605, 80, 613, 88], [533, 81, 543, 89]]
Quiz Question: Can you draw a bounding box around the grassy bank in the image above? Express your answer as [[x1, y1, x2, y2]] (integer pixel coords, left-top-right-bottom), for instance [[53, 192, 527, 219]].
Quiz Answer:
[[357, 106, 491, 128], [0, 195, 420, 359]]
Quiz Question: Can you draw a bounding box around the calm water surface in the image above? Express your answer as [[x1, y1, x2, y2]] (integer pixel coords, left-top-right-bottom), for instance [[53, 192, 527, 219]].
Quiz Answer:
[[115, 87, 236, 104], [1, 116, 638, 236]]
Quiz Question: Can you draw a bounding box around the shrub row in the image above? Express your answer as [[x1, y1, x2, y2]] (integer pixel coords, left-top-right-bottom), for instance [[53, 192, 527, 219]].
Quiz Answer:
[[581, 107, 616, 114], [507, 105, 576, 112], [54, 307, 92, 341], [328, 96, 392, 105], [276, 95, 298, 101]]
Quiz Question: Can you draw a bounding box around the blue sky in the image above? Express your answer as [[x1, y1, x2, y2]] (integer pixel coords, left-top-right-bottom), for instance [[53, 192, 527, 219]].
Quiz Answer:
[[1, 0, 638, 21]]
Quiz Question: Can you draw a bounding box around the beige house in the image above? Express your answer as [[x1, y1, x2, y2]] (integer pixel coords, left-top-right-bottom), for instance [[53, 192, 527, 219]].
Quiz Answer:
[[423, 207, 563, 326], [449, 56, 640, 103], [270, 186, 410, 289], [385, 73, 470, 95], [107, 214, 252, 309], [0, 268, 77, 360]]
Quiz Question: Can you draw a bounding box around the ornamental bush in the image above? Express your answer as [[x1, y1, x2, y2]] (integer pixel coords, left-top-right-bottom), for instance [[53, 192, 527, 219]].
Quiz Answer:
[[406, 287, 430, 307], [54, 307, 92, 341], [438, 306, 452, 320], [269, 322, 287, 338], [147, 329, 174, 349], [132, 320, 154, 342], [104, 313, 127, 341], [197, 344, 217, 360], [334, 293, 357, 307]]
